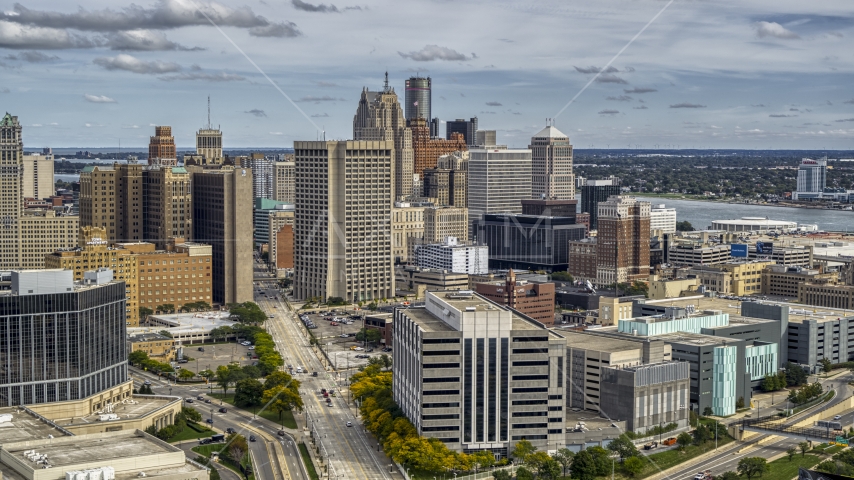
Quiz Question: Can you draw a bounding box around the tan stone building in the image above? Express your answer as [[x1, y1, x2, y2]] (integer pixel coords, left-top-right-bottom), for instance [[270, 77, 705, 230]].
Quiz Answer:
[[18, 210, 78, 269], [648, 277, 700, 300], [596, 196, 651, 285], [423, 153, 468, 207], [798, 283, 854, 309], [128, 332, 176, 359], [423, 206, 468, 243], [148, 125, 177, 166], [688, 260, 775, 296], [391, 202, 425, 263], [273, 157, 295, 203], [79, 162, 144, 244], [761, 265, 837, 298], [45, 226, 141, 326], [142, 166, 193, 248], [22, 152, 53, 199]]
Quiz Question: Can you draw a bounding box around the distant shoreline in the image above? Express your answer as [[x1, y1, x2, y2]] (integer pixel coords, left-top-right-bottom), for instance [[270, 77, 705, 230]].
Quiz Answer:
[[634, 194, 852, 212]]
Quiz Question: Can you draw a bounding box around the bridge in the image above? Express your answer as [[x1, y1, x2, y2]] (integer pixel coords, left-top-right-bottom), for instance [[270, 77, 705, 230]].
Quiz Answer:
[[741, 415, 847, 443]]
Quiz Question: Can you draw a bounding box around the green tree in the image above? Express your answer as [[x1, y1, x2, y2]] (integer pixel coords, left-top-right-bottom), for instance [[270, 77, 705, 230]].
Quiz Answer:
[[215, 364, 244, 395], [526, 451, 551, 471], [182, 406, 202, 423], [367, 302, 378, 311], [569, 450, 595, 480], [550, 271, 574, 282], [538, 459, 562, 480], [156, 303, 175, 314], [139, 306, 153, 321], [198, 369, 214, 380], [234, 378, 265, 407], [553, 448, 575, 478], [129, 350, 149, 366], [785, 361, 808, 386], [177, 369, 195, 382], [511, 439, 537, 465], [228, 302, 267, 324], [676, 221, 694, 231], [737, 457, 770, 479], [786, 447, 796, 461], [326, 297, 348, 306], [263, 383, 304, 419], [607, 434, 638, 461], [623, 457, 644, 477], [799, 441, 810, 457], [703, 406, 714, 416], [676, 432, 693, 450], [736, 396, 745, 409], [716, 471, 740, 480], [492, 471, 511, 480], [822, 358, 833, 374], [515, 467, 534, 480]]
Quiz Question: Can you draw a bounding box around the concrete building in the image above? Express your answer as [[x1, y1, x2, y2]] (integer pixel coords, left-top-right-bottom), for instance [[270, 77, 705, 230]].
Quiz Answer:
[[446, 117, 478, 146], [761, 265, 836, 298], [748, 244, 813, 266], [45, 226, 140, 326], [668, 243, 732, 266], [142, 166, 192, 249], [478, 214, 586, 272], [423, 207, 469, 244], [354, 75, 414, 200], [392, 202, 426, 264], [0, 113, 23, 270], [793, 158, 827, 200], [393, 290, 566, 456], [22, 152, 53, 200], [128, 332, 176, 359], [710, 217, 799, 233], [18, 211, 79, 269], [529, 125, 574, 200], [599, 362, 691, 434], [273, 158, 296, 203], [474, 270, 556, 324], [580, 177, 621, 230], [520, 199, 578, 219], [195, 128, 223, 164], [650, 204, 677, 234], [268, 207, 295, 275], [254, 198, 292, 247], [293, 140, 394, 302], [797, 283, 854, 310], [423, 156, 467, 207], [687, 261, 775, 296], [190, 166, 254, 305], [567, 239, 598, 283], [648, 277, 700, 300], [79, 162, 143, 245], [0, 269, 128, 407], [594, 196, 651, 286], [413, 237, 488, 275], [411, 117, 467, 175], [475, 130, 496, 147], [240, 153, 275, 200], [148, 126, 177, 166], [395, 266, 470, 294], [467, 147, 532, 220], [118, 239, 213, 313]]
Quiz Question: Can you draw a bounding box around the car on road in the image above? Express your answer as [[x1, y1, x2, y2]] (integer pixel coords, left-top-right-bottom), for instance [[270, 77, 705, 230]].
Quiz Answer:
[[226, 428, 236, 434], [144, 380, 152, 385], [205, 418, 213, 424], [197, 347, 205, 352], [249, 436, 256, 442], [312, 372, 318, 377], [346, 422, 352, 427], [197, 395, 204, 400], [339, 334, 349, 338], [219, 407, 228, 413], [835, 415, 843, 420], [330, 322, 339, 326], [205, 399, 211, 404], [178, 359, 189, 363], [248, 346, 255, 350], [277, 430, 286, 437], [185, 398, 194, 403]]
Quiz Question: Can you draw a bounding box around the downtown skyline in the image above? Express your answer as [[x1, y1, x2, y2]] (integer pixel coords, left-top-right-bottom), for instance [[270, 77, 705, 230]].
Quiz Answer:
[[0, 0, 852, 149]]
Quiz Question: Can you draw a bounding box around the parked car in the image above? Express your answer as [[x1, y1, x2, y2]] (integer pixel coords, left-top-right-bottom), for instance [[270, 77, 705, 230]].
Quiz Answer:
[[204, 399, 211, 404], [205, 418, 213, 424], [197, 395, 204, 400], [312, 372, 318, 377], [330, 322, 339, 326]]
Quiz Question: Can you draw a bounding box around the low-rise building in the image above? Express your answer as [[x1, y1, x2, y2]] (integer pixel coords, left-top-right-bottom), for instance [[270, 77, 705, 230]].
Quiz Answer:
[[474, 270, 555, 325], [599, 362, 690, 434], [364, 313, 393, 346], [395, 266, 470, 294], [392, 202, 427, 264], [268, 206, 295, 275], [413, 237, 488, 275], [687, 261, 774, 296], [797, 283, 854, 310], [478, 213, 586, 272], [128, 332, 176, 359], [648, 277, 700, 299], [761, 265, 837, 298], [668, 244, 731, 266]]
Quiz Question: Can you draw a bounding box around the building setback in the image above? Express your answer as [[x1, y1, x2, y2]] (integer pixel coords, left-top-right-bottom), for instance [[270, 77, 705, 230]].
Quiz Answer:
[[413, 237, 488, 275], [393, 291, 566, 457], [293, 140, 394, 302]]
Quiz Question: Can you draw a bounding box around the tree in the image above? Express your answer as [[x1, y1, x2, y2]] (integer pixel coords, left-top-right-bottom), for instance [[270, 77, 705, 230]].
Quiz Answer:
[[786, 447, 796, 462], [798, 442, 810, 457], [367, 302, 378, 311], [326, 297, 347, 306], [623, 457, 644, 477], [538, 459, 562, 480], [736, 396, 745, 409], [263, 383, 304, 419], [737, 457, 770, 479], [716, 471, 740, 480], [139, 306, 153, 321], [228, 302, 267, 324], [511, 439, 537, 465], [553, 448, 575, 478], [693, 424, 712, 444], [129, 350, 149, 366], [515, 467, 534, 480], [178, 369, 195, 382], [676, 221, 694, 231], [492, 471, 511, 480], [138, 384, 153, 394], [550, 271, 574, 282], [234, 378, 265, 407], [526, 451, 551, 471], [156, 303, 175, 314], [183, 406, 202, 423], [703, 406, 714, 416], [215, 364, 244, 395], [785, 361, 808, 387], [822, 358, 833, 374], [676, 432, 693, 450], [198, 369, 214, 380], [607, 434, 638, 461], [570, 450, 596, 480]]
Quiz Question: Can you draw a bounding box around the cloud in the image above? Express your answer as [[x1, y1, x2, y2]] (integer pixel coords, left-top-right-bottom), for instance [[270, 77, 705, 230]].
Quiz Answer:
[[310, 113, 329, 118], [789, 108, 799, 112], [498, 38, 513, 43], [751, 104, 766, 107], [0, 87, 9, 93], [485, 101, 502, 106], [105, 30, 199, 51], [296, 95, 343, 102], [834, 118, 854, 122], [606, 95, 632, 102], [769, 114, 797, 117], [159, 71, 245, 81], [3, 50, 58, 62], [249, 22, 301, 38], [269, 132, 284, 135], [843, 99, 854, 105], [0, 20, 98, 49], [670, 102, 707, 108], [122, 124, 140, 129], [245, 109, 266, 117], [292, 0, 339, 13], [83, 94, 117, 103], [755, 21, 800, 40], [398, 45, 470, 62], [595, 74, 628, 84], [574, 65, 618, 74], [94, 54, 180, 74], [633, 106, 648, 110], [313, 80, 338, 87], [624, 87, 657, 94], [598, 109, 620, 115], [479, 111, 496, 114]]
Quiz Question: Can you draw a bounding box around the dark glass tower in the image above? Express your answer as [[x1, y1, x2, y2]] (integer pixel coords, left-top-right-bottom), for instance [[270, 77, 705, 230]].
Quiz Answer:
[[404, 77, 431, 121]]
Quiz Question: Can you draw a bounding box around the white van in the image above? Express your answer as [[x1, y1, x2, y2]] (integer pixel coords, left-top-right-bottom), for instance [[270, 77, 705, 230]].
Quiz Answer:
[[296, 366, 303, 373]]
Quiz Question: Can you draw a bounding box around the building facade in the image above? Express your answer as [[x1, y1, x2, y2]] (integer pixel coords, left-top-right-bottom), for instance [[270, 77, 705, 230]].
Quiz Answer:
[[793, 158, 827, 200], [761, 265, 836, 298], [595, 196, 651, 285], [241, 154, 275, 200], [413, 237, 488, 275], [474, 270, 556, 324], [128, 332, 175, 359], [478, 214, 586, 272], [195, 128, 223, 164], [393, 291, 566, 456], [688, 261, 775, 296], [797, 283, 854, 310], [446, 118, 478, 146], [391, 202, 426, 264], [580, 177, 621, 230], [467, 147, 532, 220], [268, 208, 295, 274], [404, 76, 431, 122], [22, 152, 53, 200], [529, 125, 574, 201], [0, 114, 23, 270], [293, 140, 394, 302], [148, 126, 177, 166], [668, 244, 732, 266], [411, 117, 467, 175], [423, 207, 469, 243], [18, 211, 78, 269], [599, 362, 690, 434], [273, 158, 296, 203], [142, 166, 192, 249], [650, 204, 677, 234]]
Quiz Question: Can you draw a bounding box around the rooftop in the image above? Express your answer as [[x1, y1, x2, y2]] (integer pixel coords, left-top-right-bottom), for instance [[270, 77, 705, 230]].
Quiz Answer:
[[130, 311, 239, 336], [652, 331, 737, 347], [3, 431, 172, 468], [562, 331, 645, 352], [0, 408, 68, 444], [532, 125, 568, 139], [128, 332, 173, 343], [50, 396, 175, 427]]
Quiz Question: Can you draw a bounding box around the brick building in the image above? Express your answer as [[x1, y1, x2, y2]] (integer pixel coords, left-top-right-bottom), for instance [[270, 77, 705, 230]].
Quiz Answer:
[[148, 126, 177, 166], [411, 117, 467, 175], [474, 269, 556, 324]]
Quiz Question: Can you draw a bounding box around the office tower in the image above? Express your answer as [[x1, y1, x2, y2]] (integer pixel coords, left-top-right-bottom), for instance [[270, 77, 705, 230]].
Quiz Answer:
[[240, 153, 275, 199], [18, 212, 78, 269], [393, 290, 566, 455], [268, 207, 295, 275], [391, 202, 425, 264], [423, 206, 468, 243], [792, 158, 828, 200], [118, 238, 213, 312], [423, 153, 467, 207], [475, 130, 496, 147], [194, 128, 223, 165], [404, 76, 431, 122], [142, 166, 192, 249], [148, 126, 177, 166], [0, 113, 23, 269], [354, 73, 414, 200], [530, 124, 574, 200], [520, 199, 577, 218], [191, 166, 254, 305], [649, 204, 677, 234], [293, 140, 394, 302], [254, 198, 291, 247], [596, 196, 651, 285], [0, 268, 127, 407], [411, 117, 467, 175], [45, 226, 140, 325], [580, 177, 621, 230], [430, 117, 440, 138], [446, 117, 478, 146], [115, 162, 144, 243], [474, 269, 556, 324], [478, 214, 586, 271], [273, 158, 296, 203], [467, 147, 532, 220], [22, 151, 53, 199]]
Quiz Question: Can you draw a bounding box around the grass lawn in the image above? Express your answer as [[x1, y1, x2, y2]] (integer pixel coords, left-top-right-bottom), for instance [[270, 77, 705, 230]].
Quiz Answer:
[[192, 444, 253, 480], [207, 393, 298, 429], [298, 443, 320, 480], [167, 423, 215, 443], [764, 454, 822, 480], [825, 445, 846, 455], [637, 438, 735, 478]]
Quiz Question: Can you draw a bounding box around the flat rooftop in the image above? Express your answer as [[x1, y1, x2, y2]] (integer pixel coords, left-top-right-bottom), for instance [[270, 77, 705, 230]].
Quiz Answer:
[[51, 396, 174, 427], [129, 311, 239, 335], [652, 331, 736, 346], [0, 408, 69, 444], [562, 330, 645, 352], [637, 296, 743, 316], [3, 431, 173, 468], [401, 307, 457, 333]]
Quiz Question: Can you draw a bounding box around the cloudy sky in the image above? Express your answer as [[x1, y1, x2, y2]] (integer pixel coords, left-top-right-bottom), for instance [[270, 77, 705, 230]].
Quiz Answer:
[[1, 0, 852, 149]]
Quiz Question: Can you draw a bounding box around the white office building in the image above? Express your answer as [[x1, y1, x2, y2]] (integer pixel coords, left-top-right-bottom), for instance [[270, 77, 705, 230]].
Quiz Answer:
[[413, 237, 488, 274], [649, 204, 677, 234], [467, 147, 532, 220], [530, 125, 574, 200]]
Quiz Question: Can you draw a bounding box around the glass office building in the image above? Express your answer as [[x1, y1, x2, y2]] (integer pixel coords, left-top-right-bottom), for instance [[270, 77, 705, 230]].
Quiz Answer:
[[0, 278, 127, 407]]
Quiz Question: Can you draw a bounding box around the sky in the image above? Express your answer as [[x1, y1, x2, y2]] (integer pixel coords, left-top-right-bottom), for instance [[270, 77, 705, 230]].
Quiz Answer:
[[1, 0, 853, 149]]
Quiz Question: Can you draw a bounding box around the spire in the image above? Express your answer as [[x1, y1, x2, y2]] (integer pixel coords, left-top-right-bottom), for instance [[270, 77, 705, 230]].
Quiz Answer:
[[383, 71, 390, 93], [207, 95, 211, 129]]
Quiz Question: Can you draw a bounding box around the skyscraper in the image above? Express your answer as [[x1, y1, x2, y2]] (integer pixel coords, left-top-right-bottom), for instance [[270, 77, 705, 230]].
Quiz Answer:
[[581, 177, 622, 230], [596, 196, 651, 285], [410, 117, 467, 175], [273, 157, 295, 203], [354, 73, 414, 200], [404, 76, 431, 122], [793, 158, 828, 200], [195, 128, 223, 164], [467, 147, 532, 220], [530, 124, 574, 200], [148, 126, 177, 166], [0, 113, 23, 269], [22, 151, 54, 200], [446, 117, 478, 146], [240, 153, 275, 199], [142, 166, 193, 248], [293, 140, 394, 302]]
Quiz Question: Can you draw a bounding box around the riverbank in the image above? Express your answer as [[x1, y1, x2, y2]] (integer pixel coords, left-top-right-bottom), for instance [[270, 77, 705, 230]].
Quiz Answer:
[[635, 193, 853, 212]]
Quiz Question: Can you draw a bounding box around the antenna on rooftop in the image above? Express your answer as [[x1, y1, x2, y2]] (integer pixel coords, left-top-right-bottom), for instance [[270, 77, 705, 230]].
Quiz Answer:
[[207, 95, 211, 129]]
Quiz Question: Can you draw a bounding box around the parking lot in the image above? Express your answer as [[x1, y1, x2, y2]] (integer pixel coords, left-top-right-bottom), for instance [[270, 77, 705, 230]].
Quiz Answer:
[[180, 341, 258, 375], [297, 309, 390, 372]]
